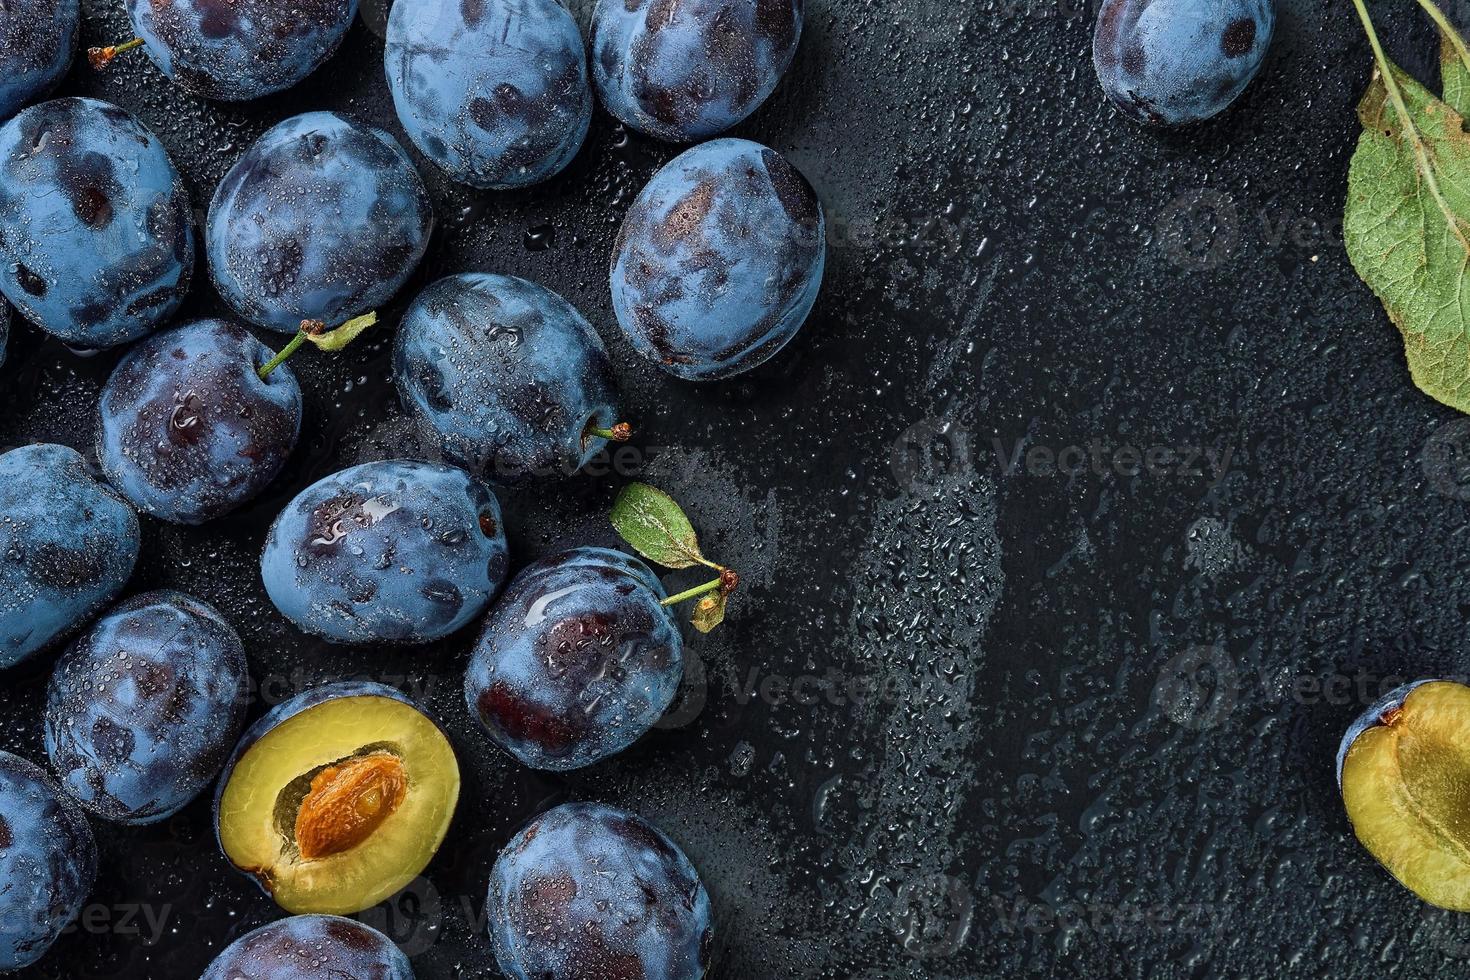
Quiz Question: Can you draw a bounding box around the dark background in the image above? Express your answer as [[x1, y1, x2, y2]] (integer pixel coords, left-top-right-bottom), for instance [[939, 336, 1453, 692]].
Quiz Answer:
[[6, 0, 1470, 975]]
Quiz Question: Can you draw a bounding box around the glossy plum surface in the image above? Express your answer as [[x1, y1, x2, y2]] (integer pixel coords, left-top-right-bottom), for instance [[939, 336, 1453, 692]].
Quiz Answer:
[[393, 273, 622, 481], [206, 112, 434, 334], [0, 97, 193, 348], [201, 914, 413, 980], [610, 137, 824, 380], [0, 0, 77, 121], [466, 547, 683, 771], [98, 319, 303, 524]]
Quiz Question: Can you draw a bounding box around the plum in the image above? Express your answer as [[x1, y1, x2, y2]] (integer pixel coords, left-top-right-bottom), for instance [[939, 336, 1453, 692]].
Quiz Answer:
[[44, 590, 247, 825], [0, 98, 194, 348], [591, 0, 801, 142], [0, 0, 77, 122], [202, 914, 413, 980], [215, 681, 460, 915], [385, 0, 591, 189], [206, 112, 434, 335], [393, 273, 628, 482], [98, 319, 303, 525], [487, 802, 712, 980], [1093, 0, 1275, 126], [466, 547, 682, 771], [0, 444, 140, 668], [260, 459, 509, 644], [610, 137, 824, 380], [0, 751, 98, 971]]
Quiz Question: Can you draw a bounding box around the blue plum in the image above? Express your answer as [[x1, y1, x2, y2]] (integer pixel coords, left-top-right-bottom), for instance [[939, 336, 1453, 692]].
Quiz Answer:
[[591, 0, 801, 142], [0, 751, 98, 971], [0, 444, 139, 668], [98, 319, 303, 525], [610, 138, 824, 380], [393, 274, 626, 482], [488, 802, 712, 980], [44, 590, 247, 825], [1093, 0, 1275, 126], [0, 0, 77, 121], [385, 0, 591, 189], [0, 98, 194, 348], [117, 0, 357, 101], [261, 459, 509, 644], [202, 915, 413, 980], [466, 547, 682, 771], [207, 112, 434, 335]]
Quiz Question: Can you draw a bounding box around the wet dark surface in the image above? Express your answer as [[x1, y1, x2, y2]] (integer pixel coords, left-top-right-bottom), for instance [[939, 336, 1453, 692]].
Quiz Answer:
[[5, 0, 1470, 976]]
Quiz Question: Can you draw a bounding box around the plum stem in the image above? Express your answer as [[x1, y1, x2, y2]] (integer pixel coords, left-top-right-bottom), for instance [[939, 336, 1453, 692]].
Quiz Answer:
[[660, 568, 739, 607], [257, 331, 310, 380], [588, 422, 633, 443], [88, 38, 144, 70], [257, 313, 376, 380]]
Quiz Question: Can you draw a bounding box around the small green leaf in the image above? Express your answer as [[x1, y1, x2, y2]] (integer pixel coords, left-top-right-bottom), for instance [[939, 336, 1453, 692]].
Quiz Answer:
[[306, 312, 378, 353], [1442, 33, 1470, 116], [691, 594, 726, 633], [611, 483, 705, 569]]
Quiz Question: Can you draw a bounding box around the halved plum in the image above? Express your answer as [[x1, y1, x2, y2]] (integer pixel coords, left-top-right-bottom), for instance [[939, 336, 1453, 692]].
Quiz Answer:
[[1338, 678, 1470, 909], [215, 682, 459, 915]]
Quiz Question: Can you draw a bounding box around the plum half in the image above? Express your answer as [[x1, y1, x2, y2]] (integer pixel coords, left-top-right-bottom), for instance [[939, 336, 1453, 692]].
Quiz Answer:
[[215, 682, 459, 915], [1337, 678, 1470, 909]]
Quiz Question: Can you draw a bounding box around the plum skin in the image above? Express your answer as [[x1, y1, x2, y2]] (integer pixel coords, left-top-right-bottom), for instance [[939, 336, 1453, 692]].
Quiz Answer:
[[1093, 0, 1275, 126], [610, 138, 825, 380], [44, 590, 247, 825], [393, 274, 623, 481], [0, 751, 98, 972], [591, 0, 801, 142], [261, 459, 510, 644], [206, 112, 434, 335], [98, 319, 303, 525], [0, 444, 140, 668], [0, 98, 194, 349], [201, 914, 412, 980], [466, 547, 683, 771], [1334, 679, 1434, 788], [385, 0, 591, 189], [0, 0, 77, 122], [488, 802, 712, 980], [125, 0, 357, 102]]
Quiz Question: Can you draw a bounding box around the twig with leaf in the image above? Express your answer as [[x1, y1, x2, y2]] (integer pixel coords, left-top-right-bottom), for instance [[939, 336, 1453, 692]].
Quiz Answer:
[[610, 483, 738, 633]]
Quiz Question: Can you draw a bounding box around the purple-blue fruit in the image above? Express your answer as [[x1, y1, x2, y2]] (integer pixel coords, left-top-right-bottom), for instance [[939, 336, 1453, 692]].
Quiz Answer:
[[0, 0, 77, 121], [202, 914, 413, 980], [98, 319, 303, 525], [0, 98, 194, 348], [591, 0, 801, 142], [1093, 0, 1275, 126], [0, 751, 98, 971], [466, 547, 682, 771], [488, 802, 713, 980], [206, 112, 434, 335], [610, 137, 824, 380], [44, 590, 247, 825], [393, 273, 624, 481], [385, 0, 591, 188], [261, 459, 509, 644], [0, 444, 140, 668]]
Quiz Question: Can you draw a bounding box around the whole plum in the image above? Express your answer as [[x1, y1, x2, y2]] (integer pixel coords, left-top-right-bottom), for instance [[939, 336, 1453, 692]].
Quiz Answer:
[[466, 547, 683, 771], [207, 112, 434, 334], [1093, 0, 1275, 126], [393, 273, 626, 481], [261, 459, 509, 644], [0, 751, 98, 971], [0, 0, 77, 121], [610, 137, 824, 380], [591, 0, 801, 142], [44, 590, 248, 825], [0, 98, 194, 348], [0, 444, 139, 668], [487, 802, 713, 980], [98, 319, 303, 524], [385, 0, 591, 188], [201, 914, 413, 980]]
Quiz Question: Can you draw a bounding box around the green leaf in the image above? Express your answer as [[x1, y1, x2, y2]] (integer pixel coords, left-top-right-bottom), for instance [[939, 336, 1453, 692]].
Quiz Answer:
[[1344, 45, 1470, 413], [1442, 33, 1470, 116], [306, 312, 378, 353], [690, 594, 726, 633], [610, 483, 706, 569]]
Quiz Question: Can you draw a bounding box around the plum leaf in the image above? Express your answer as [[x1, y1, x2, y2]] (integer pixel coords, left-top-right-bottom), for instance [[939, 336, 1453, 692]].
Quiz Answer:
[[611, 483, 707, 569], [691, 594, 727, 633]]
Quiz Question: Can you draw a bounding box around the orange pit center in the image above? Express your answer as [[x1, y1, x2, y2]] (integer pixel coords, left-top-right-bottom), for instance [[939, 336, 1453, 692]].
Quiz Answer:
[[294, 752, 408, 860]]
